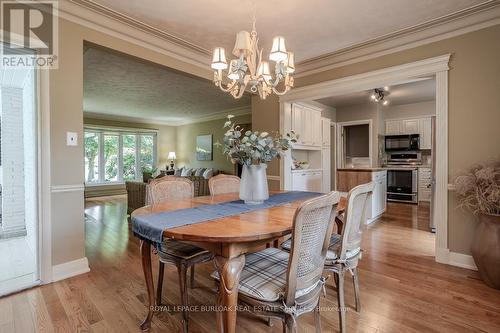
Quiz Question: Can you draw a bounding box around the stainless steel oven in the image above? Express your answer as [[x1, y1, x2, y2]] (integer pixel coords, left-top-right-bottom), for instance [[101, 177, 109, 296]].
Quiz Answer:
[[386, 168, 418, 204]]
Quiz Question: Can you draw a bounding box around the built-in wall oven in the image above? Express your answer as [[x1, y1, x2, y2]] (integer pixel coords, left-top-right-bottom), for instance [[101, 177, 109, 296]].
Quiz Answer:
[[386, 168, 418, 204]]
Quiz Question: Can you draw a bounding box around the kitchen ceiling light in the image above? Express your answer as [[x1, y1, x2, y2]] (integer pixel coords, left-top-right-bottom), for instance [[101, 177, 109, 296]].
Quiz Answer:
[[371, 88, 390, 105]]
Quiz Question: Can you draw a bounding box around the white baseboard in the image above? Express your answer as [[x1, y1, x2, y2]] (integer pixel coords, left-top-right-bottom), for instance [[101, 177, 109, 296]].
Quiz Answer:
[[436, 247, 477, 271], [52, 257, 90, 282]]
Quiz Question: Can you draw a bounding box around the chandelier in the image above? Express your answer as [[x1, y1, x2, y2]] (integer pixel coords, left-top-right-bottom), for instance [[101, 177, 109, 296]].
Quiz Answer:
[[210, 17, 294, 100], [371, 87, 390, 106]]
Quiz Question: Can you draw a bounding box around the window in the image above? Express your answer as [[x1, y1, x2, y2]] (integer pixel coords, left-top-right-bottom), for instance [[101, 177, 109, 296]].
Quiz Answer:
[[84, 128, 157, 184]]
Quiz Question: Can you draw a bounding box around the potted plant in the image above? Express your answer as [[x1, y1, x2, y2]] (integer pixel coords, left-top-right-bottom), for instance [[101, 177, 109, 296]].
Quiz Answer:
[[454, 159, 500, 289], [142, 166, 158, 183], [219, 115, 297, 204]]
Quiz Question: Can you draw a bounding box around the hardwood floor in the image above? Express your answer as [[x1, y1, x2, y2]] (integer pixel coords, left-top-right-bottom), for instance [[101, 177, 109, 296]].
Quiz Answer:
[[1, 196, 500, 332]]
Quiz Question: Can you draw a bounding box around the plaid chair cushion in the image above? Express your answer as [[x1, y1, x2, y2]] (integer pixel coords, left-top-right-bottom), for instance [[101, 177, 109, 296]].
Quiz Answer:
[[158, 239, 209, 260], [212, 248, 319, 302], [282, 233, 341, 254], [325, 244, 361, 264]]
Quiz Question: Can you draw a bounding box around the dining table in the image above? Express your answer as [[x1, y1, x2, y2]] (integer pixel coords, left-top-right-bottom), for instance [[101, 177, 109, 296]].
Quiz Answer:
[[131, 192, 347, 333]]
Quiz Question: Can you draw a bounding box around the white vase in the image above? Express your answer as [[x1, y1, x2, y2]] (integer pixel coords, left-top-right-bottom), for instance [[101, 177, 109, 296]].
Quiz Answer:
[[240, 164, 269, 204]]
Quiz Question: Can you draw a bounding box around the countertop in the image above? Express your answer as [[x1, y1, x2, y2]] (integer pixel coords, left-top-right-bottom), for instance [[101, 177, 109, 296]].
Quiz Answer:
[[337, 168, 386, 172], [337, 166, 432, 172]]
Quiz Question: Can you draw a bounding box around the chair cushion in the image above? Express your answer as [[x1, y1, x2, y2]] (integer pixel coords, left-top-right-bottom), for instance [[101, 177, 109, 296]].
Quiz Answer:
[[211, 248, 319, 302], [158, 239, 209, 260], [325, 243, 361, 263], [281, 233, 341, 253]]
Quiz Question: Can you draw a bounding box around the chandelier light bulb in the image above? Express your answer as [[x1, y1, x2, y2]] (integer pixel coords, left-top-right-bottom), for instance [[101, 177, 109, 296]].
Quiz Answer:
[[384, 86, 390, 91], [371, 94, 376, 100], [383, 100, 389, 106]]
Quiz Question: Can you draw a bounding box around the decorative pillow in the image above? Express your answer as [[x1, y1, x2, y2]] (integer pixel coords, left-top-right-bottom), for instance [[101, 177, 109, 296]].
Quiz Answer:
[[202, 168, 214, 179], [174, 167, 183, 176], [194, 168, 206, 177], [181, 168, 194, 177]]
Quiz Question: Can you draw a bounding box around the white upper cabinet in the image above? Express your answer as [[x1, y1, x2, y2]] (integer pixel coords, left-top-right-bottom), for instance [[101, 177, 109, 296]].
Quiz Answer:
[[419, 118, 432, 150], [402, 119, 419, 134], [321, 118, 331, 146], [291, 103, 322, 148], [385, 117, 433, 150], [385, 120, 402, 135]]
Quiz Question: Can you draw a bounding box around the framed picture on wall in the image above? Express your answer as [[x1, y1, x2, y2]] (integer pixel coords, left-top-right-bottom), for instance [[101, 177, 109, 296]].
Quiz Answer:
[[196, 134, 213, 161]]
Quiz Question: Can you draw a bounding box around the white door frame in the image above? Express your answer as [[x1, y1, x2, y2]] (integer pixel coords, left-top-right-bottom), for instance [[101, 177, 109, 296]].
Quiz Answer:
[[279, 54, 451, 264], [336, 119, 373, 169]]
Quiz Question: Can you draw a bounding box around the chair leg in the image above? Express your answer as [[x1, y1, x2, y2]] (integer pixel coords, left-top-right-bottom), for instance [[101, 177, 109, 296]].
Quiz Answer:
[[314, 299, 322, 333], [177, 263, 189, 333], [283, 315, 297, 333], [352, 267, 361, 312], [190, 265, 195, 288], [156, 261, 165, 306], [337, 270, 346, 333]]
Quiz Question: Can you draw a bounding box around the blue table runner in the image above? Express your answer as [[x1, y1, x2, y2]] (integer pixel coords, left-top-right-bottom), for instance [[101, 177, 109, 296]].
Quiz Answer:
[[132, 191, 323, 245]]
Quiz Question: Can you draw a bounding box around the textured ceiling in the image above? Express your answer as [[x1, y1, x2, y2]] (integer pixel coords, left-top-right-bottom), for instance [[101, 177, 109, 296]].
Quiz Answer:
[[316, 79, 436, 108], [91, 0, 485, 62], [83, 47, 251, 125]]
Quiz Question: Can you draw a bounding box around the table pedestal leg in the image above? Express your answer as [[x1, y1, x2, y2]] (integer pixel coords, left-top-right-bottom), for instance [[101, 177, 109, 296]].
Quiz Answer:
[[214, 255, 245, 333], [140, 240, 155, 331]]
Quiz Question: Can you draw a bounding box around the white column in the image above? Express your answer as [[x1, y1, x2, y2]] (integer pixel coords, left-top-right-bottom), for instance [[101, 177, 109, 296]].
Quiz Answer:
[[434, 70, 449, 263]]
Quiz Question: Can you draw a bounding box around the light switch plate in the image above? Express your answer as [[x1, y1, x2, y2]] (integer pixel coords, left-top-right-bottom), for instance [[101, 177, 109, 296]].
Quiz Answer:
[[66, 132, 78, 146]]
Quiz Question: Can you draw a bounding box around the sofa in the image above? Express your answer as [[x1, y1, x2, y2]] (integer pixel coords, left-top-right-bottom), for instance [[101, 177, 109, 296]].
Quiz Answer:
[[125, 174, 216, 214]]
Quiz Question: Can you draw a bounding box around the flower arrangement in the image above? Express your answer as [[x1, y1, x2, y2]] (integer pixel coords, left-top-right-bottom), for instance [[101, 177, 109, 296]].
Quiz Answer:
[[454, 159, 500, 215], [218, 115, 297, 166]]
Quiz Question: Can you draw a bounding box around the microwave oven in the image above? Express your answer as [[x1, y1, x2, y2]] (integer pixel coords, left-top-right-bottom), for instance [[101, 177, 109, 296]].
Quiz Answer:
[[385, 134, 420, 151]]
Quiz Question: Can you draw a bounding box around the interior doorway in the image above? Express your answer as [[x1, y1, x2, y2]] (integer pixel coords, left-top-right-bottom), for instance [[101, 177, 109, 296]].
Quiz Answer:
[[279, 55, 451, 263]]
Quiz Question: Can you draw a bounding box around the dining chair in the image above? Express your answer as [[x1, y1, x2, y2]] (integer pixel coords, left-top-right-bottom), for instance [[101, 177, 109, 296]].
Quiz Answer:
[[208, 174, 240, 195], [280, 183, 373, 332], [323, 182, 374, 333], [212, 191, 340, 332], [147, 176, 214, 333]]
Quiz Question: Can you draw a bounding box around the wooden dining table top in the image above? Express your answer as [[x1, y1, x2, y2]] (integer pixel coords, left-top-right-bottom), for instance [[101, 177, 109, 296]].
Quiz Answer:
[[131, 192, 347, 244]]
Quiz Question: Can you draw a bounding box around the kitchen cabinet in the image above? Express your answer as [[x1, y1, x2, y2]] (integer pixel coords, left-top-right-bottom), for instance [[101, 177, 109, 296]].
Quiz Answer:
[[291, 103, 322, 148], [336, 169, 387, 223], [321, 117, 331, 146], [321, 147, 330, 192], [371, 171, 387, 222], [292, 170, 322, 192], [336, 170, 372, 193], [402, 119, 419, 134], [384, 117, 433, 150], [419, 118, 432, 150], [418, 167, 432, 202], [385, 120, 402, 135]]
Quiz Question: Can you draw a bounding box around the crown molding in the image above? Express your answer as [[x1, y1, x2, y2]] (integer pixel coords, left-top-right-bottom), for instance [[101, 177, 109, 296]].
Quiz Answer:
[[83, 106, 251, 127], [60, 0, 500, 85], [58, 0, 211, 74], [295, 0, 500, 78]]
